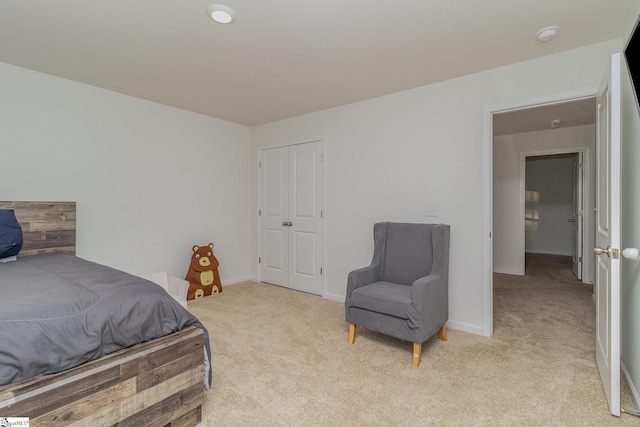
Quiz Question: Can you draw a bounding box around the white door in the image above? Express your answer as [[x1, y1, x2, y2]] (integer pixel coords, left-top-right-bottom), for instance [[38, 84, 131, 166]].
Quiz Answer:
[[594, 53, 621, 417], [571, 152, 583, 280], [260, 147, 289, 287], [259, 141, 324, 295]]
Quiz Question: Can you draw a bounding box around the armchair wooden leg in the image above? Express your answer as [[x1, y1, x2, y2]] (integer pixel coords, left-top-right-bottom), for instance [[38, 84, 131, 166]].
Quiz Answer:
[[412, 343, 422, 367], [413, 327, 446, 367], [348, 323, 357, 344], [437, 325, 448, 341]]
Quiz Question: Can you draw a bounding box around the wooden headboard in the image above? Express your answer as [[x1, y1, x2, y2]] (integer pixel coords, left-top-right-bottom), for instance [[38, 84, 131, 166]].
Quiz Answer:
[[0, 201, 76, 256]]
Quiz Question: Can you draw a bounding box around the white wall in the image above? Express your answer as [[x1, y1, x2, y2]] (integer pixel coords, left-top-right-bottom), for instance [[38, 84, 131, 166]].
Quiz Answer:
[[493, 125, 595, 275], [525, 155, 575, 256], [621, 3, 640, 409], [251, 39, 621, 335], [0, 62, 253, 283]]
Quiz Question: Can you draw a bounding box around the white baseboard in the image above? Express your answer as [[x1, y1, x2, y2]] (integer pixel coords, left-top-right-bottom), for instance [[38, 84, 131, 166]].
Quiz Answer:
[[323, 291, 345, 302], [222, 275, 256, 286], [622, 360, 640, 411], [525, 249, 572, 256], [446, 320, 483, 336], [493, 267, 524, 276]]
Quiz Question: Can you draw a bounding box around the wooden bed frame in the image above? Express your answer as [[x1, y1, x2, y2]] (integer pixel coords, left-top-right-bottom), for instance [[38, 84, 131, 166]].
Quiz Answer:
[[0, 201, 205, 426]]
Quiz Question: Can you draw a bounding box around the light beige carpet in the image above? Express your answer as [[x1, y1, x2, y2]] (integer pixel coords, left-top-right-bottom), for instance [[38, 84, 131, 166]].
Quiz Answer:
[[187, 254, 640, 426]]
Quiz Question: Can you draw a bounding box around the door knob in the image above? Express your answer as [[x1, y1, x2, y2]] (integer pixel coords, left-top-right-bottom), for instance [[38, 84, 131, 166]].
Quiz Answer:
[[282, 221, 288, 226], [287, 221, 293, 227], [568, 218, 576, 222], [594, 246, 620, 259]]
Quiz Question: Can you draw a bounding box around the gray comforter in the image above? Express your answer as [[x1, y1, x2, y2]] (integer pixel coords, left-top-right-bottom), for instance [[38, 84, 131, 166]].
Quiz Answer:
[[0, 253, 211, 388]]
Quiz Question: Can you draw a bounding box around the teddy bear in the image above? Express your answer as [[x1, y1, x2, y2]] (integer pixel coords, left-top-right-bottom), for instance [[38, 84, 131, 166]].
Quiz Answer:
[[185, 243, 222, 300]]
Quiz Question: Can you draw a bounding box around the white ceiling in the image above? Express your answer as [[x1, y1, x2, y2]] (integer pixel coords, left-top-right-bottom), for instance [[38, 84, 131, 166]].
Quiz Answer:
[[493, 97, 597, 136], [0, 1, 636, 126]]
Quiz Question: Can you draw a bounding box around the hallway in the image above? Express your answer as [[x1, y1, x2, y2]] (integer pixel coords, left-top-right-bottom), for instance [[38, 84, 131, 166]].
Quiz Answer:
[[493, 253, 639, 422], [494, 253, 593, 359]]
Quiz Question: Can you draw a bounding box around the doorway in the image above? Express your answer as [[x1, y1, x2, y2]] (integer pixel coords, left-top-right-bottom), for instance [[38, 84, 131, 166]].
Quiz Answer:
[[481, 87, 598, 336], [492, 101, 595, 282], [524, 152, 584, 281]]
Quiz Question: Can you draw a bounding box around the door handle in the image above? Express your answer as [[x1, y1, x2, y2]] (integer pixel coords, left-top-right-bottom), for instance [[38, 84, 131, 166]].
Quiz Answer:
[[568, 218, 576, 222], [281, 221, 293, 227], [594, 246, 620, 259]]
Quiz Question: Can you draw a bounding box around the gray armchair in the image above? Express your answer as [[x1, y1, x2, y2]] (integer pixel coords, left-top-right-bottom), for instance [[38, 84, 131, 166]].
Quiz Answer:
[[345, 222, 450, 366]]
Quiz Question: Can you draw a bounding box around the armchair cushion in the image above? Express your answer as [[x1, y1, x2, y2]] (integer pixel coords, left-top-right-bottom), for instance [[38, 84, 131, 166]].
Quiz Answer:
[[351, 281, 412, 319]]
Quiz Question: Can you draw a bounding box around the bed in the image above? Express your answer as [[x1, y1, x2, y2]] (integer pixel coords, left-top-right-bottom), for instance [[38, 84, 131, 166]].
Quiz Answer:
[[0, 201, 210, 426]]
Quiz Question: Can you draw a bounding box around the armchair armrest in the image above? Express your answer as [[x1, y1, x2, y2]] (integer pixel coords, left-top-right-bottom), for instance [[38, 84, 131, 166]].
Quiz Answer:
[[346, 265, 379, 297], [411, 274, 445, 302], [411, 273, 448, 332], [167, 275, 189, 301]]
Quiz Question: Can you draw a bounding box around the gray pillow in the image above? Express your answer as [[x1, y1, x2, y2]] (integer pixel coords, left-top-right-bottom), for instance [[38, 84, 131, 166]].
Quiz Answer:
[[0, 209, 23, 258]]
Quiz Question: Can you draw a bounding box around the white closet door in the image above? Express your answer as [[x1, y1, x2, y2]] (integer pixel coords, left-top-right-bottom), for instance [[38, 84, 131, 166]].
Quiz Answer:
[[287, 141, 324, 294], [260, 141, 324, 295], [260, 146, 289, 287]]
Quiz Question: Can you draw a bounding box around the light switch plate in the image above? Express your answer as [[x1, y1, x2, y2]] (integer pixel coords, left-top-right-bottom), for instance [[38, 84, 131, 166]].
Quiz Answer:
[[425, 204, 439, 217]]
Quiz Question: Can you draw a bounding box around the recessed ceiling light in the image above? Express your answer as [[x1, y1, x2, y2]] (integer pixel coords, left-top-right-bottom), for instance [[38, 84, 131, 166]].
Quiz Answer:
[[537, 25, 559, 42], [206, 4, 237, 24]]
